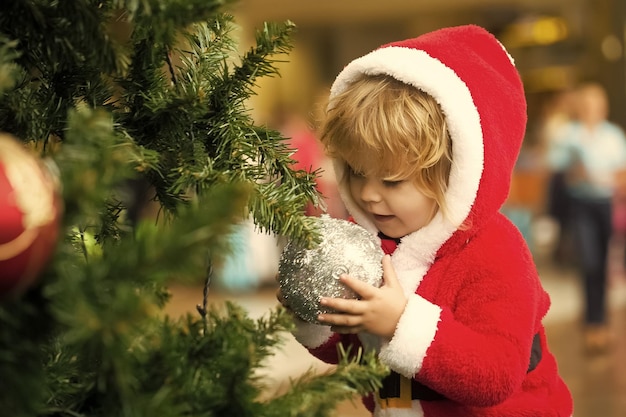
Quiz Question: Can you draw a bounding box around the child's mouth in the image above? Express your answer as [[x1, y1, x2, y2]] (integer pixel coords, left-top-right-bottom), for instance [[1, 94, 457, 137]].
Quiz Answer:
[[373, 214, 394, 222]]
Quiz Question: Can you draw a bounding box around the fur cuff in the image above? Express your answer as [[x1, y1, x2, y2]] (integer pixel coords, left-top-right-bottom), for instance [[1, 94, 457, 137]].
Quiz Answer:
[[379, 294, 441, 377], [292, 318, 333, 349]]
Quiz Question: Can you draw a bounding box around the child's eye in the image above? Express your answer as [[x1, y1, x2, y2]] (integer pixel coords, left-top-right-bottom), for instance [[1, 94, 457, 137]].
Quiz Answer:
[[383, 179, 403, 187]]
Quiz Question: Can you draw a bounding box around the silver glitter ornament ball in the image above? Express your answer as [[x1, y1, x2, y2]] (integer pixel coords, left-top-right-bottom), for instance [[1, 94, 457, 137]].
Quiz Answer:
[[278, 215, 384, 323]]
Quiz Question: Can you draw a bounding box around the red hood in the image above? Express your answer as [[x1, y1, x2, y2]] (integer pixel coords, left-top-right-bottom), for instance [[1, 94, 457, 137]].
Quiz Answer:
[[328, 25, 526, 267]]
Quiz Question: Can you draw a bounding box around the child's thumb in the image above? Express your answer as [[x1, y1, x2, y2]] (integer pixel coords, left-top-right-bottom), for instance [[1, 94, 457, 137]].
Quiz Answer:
[[381, 254, 399, 286]]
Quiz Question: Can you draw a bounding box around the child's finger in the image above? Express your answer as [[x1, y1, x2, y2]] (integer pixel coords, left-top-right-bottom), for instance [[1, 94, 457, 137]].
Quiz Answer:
[[337, 274, 377, 298], [381, 254, 400, 287], [320, 296, 362, 314], [276, 288, 286, 305], [318, 311, 361, 327]]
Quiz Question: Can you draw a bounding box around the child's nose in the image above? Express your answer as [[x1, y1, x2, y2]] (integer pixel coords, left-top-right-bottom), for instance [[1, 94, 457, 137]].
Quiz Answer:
[[359, 179, 382, 203]]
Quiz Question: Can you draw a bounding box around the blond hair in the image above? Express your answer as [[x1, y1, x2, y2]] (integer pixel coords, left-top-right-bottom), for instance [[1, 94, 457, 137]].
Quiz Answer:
[[319, 74, 453, 219]]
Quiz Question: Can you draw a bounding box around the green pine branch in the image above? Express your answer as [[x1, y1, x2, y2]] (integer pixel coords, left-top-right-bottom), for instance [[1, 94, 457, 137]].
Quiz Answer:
[[0, 0, 121, 143], [265, 345, 389, 417], [0, 35, 21, 93], [0, 2, 385, 416]]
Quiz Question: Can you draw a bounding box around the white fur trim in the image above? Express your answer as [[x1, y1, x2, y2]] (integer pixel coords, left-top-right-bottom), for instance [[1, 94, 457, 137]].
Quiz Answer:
[[392, 268, 427, 301], [374, 400, 424, 417], [496, 39, 516, 65], [330, 46, 484, 268], [292, 319, 333, 349], [379, 294, 441, 377]]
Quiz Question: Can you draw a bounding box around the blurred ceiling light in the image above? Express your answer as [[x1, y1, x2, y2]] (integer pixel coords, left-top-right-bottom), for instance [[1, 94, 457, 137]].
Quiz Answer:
[[522, 65, 577, 92], [533, 17, 568, 45], [502, 16, 569, 48], [601, 34, 622, 61]]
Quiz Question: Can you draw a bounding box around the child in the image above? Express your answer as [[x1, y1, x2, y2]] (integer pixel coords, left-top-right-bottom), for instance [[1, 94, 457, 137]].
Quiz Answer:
[[546, 82, 626, 353], [281, 25, 573, 416]]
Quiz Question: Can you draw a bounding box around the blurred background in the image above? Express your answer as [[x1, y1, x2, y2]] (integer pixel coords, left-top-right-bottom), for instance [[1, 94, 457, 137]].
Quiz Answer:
[[238, 0, 626, 128], [166, 1, 626, 416]]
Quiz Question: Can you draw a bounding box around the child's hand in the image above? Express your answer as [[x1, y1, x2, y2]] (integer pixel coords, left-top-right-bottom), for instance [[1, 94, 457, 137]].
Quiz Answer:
[[317, 255, 407, 340], [276, 287, 292, 311]]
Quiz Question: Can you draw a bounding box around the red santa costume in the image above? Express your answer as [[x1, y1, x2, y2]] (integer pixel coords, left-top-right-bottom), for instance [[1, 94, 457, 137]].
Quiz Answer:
[[291, 25, 573, 416]]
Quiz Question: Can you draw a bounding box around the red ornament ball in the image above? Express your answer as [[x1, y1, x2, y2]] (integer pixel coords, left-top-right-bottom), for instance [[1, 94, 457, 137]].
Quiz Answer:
[[0, 133, 62, 297]]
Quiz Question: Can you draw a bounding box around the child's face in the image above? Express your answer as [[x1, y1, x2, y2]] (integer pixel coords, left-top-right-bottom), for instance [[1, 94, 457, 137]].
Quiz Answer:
[[347, 166, 438, 238]]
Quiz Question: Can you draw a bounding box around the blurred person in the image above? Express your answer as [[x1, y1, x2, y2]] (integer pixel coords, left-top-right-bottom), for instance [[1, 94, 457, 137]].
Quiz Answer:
[[538, 89, 577, 264], [610, 166, 626, 282], [279, 25, 572, 416], [546, 81, 626, 353], [215, 218, 282, 292]]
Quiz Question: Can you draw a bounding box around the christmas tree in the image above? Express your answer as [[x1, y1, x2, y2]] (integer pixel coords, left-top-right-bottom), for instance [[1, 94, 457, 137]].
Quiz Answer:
[[0, 1, 387, 416]]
